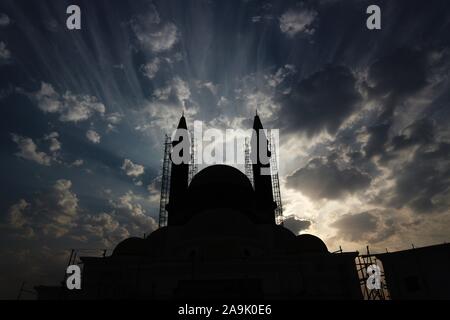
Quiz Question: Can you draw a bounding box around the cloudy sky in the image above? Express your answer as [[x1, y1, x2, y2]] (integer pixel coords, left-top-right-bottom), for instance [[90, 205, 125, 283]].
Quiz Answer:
[[1, 0, 450, 298]]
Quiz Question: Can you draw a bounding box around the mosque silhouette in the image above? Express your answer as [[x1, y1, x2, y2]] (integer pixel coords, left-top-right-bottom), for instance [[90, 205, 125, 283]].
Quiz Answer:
[[35, 114, 363, 300]]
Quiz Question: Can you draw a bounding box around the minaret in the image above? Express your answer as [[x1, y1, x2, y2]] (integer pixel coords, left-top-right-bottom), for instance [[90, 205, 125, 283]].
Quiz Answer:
[[251, 113, 276, 224], [167, 114, 190, 226]]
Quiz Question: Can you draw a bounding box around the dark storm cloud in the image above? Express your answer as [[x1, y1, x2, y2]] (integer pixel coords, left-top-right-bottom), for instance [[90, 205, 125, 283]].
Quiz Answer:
[[283, 216, 311, 235], [286, 156, 371, 200], [360, 47, 450, 214], [277, 65, 361, 136], [391, 118, 435, 151], [330, 209, 403, 245], [389, 142, 450, 214], [362, 47, 445, 159], [330, 211, 379, 242], [322, 45, 450, 219], [365, 47, 428, 99]]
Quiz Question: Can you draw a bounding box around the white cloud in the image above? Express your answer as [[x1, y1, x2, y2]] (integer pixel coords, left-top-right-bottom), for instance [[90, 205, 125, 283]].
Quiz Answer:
[[197, 81, 218, 95], [147, 177, 162, 206], [33, 82, 61, 112], [8, 199, 29, 229], [7, 199, 35, 239], [279, 8, 317, 37], [243, 91, 280, 120], [218, 96, 230, 109], [137, 99, 198, 133], [44, 132, 61, 152], [141, 57, 161, 79], [106, 112, 123, 125], [50, 179, 79, 223], [82, 191, 158, 246], [81, 212, 127, 246], [154, 76, 191, 103], [0, 41, 11, 60], [11, 134, 52, 166], [172, 77, 191, 102], [32, 82, 106, 122], [136, 76, 194, 135], [7, 179, 79, 238], [106, 123, 116, 133], [164, 52, 183, 65], [71, 159, 84, 167], [11, 132, 63, 166], [121, 159, 145, 177], [131, 7, 179, 53], [233, 66, 295, 121], [153, 86, 171, 101], [59, 92, 105, 122], [265, 64, 296, 88], [104, 113, 123, 133], [112, 191, 158, 234], [86, 130, 101, 144], [0, 13, 11, 27], [6, 184, 157, 248]]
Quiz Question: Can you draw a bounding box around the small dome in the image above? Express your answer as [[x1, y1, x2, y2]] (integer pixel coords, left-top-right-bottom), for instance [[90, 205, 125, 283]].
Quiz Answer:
[[146, 227, 168, 243], [112, 237, 145, 256], [272, 225, 297, 243], [144, 227, 169, 257], [295, 234, 329, 253]]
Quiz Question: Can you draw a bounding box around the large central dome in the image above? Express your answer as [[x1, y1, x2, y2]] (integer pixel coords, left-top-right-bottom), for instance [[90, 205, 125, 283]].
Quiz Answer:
[[184, 165, 256, 220], [189, 165, 253, 191]]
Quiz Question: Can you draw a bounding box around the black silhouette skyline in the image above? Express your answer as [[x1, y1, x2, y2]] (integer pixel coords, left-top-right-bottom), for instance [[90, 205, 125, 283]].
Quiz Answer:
[[1, 0, 450, 299], [35, 114, 365, 300]]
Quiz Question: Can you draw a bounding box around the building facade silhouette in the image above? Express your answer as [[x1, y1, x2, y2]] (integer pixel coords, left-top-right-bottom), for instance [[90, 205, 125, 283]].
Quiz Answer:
[[377, 243, 450, 299], [35, 115, 363, 300]]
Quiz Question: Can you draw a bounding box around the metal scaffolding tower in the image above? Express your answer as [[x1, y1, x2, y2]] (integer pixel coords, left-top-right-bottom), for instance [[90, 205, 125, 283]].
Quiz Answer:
[[356, 246, 390, 300], [244, 138, 254, 187], [159, 134, 172, 228], [188, 130, 198, 185], [269, 132, 284, 225]]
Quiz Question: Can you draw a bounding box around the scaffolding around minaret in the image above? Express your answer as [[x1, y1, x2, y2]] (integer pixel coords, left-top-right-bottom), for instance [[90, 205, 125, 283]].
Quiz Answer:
[[188, 130, 198, 184], [269, 131, 284, 225], [158, 134, 172, 228], [245, 131, 284, 225], [159, 119, 284, 227], [159, 131, 198, 228], [244, 137, 254, 187]]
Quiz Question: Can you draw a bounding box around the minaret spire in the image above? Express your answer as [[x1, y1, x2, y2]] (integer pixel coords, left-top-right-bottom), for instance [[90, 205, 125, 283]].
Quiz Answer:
[[251, 113, 276, 224], [167, 114, 190, 226]]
